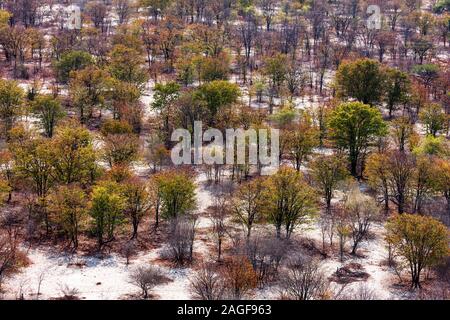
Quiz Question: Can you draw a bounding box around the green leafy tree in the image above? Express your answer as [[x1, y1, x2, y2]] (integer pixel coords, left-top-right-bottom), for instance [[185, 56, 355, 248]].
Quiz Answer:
[[419, 103, 446, 137], [153, 170, 196, 219], [0, 79, 23, 139], [151, 82, 181, 111], [334, 58, 385, 106], [199, 53, 230, 82], [90, 181, 125, 249], [109, 44, 148, 89], [391, 116, 414, 152], [414, 135, 449, 156], [69, 66, 111, 123], [49, 185, 87, 249], [263, 53, 288, 113], [195, 80, 240, 119], [282, 111, 319, 171], [232, 177, 269, 238], [266, 166, 318, 239], [432, 158, 450, 216], [122, 176, 152, 239], [50, 122, 97, 185], [310, 154, 348, 214], [412, 64, 439, 89], [140, 0, 174, 20], [386, 214, 448, 289], [384, 68, 411, 118], [101, 119, 139, 168], [328, 102, 387, 177], [31, 95, 64, 138], [10, 133, 54, 232], [55, 50, 94, 84]]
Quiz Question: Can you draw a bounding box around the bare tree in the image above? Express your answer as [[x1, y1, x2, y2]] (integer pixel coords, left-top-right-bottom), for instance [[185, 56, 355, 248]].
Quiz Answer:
[[36, 269, 46, 300], [114, 0, 133, 24], [246, 233, 287, 287], [189, 263, 225, 300], [0, 228, 20, 290], [279, 255, 327, 300], [130, 266, 165, 299], [121, 241, 137, 266], [166, 216, 198, 265], [344, 189, 380, 255], [58, 284, 80, 300], [208, 195, 229, 262]]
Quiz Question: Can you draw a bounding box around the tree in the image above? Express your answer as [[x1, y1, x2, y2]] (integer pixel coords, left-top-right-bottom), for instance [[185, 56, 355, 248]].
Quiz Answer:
[[221, 256, 257, 300], [0, 150, 14, 203], [335, 206, 351, 262], [152, 170, 196, 220], [0, 229, 20, 290], [151, 81, 180, 146], [328, 102, 387, 177], [114, 0, 134, 24], [89, 181, 125, 250], [10, 133, 54, 233], [140, 0, 174, 20], [263, 54, 288, 113], [334, 58, 385, 106], [190, 263, 225, 300], [265, 167, 318, 239], [412, 64, 439, 91], [0, 79, 23, 139], [109, 45, 148, 89], [208, 196, 229, 262], [194, 80, 240, 120], [344, 189, 380, 255], [50, 122, 97, 185], [122, 177, 152, 239], [48, 185, 87, 249], [166, 216, 197, 265], [414, 135, 449, 157], [283, 112, 319, 171], [384, 68, 411, 118], [391, 116, 415, 152], [151, 82, 181, 111], [419, 103, 446, 137], [386, 214, 448, 289], [31, 95, 64, 138], [103, 132, 140, 168], [69, 66, 111, 123], [411, 155, 435, 214], [280, 255, 326, 300], [199, 53, 230, 82], [310, 154, 348, 214], [366, 152, 391, 214], [0, 25, 33, 77], [432, 158, 450, 216], [55, 50, 94, 84], [386, 151, 415, 214], [85, 1, 108, 31], [411, 38, 433, 65], [130, 266, 165, 299], [232, 177, 268, 239], [243, 233, 287, 287]]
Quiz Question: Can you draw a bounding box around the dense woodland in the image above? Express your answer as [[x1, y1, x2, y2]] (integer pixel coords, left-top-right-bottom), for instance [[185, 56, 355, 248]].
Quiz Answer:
[[0, 0, 449, 300]]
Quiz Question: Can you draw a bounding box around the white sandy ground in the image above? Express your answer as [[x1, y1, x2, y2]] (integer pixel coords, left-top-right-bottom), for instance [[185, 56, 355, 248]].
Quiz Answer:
[[3, 169, 408, 300]]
